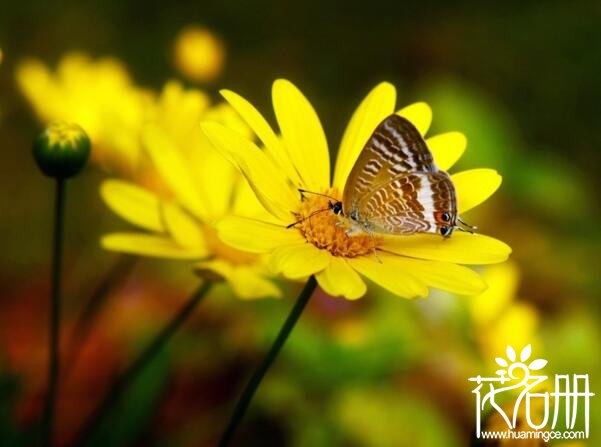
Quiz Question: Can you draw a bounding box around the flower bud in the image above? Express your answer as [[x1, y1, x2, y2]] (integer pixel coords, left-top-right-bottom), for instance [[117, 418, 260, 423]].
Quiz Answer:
[[174, 26, 225, 82], [32, 121, 91, 178]]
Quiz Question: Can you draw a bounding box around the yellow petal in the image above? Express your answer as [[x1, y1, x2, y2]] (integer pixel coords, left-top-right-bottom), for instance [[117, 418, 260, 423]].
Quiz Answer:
[[479, 303, 539, 360], [229, 266, 281, 299], [101, 232, 203, 259], [162, 202, 208, 254], [231, 178, 279, 221], [315, 257, 366, 300], [397, 102, 432, 136], [194, 145, 237, 220], [216, 216, 305, 253], [452, 169, 502, 213], [100, 180, 164, 232], [272, 79, 330, 190], [220, 89, 300, 185], [143, 124, 208, 220], [186, 125, 237, 220], [348, 253, 428, 298], [268, 243, 330, 279], [333, 82, 397, 191], [16, 59, 58, 121], [196, 259, 281, 299], [201, 121, 297, 222], [380, 233, 511, 265], [382, 256, 487, 295], [426, 132, 467, 171], [470, 262, 520, 326]]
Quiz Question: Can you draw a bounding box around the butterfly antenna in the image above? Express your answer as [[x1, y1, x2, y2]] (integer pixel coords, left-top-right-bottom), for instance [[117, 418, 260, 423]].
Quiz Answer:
[[456, 217, 478, 234], [286, 207, 330, 229], [298, 188, 339, 202]]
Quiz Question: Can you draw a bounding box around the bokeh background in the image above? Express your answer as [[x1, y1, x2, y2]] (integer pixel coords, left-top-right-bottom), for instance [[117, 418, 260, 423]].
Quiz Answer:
[[1, 1, 600, 446]]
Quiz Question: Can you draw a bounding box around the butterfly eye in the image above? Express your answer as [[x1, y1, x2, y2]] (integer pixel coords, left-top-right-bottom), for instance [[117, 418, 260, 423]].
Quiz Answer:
[[440, 226, 449, 236], [441, 212, 451, 222], [330, 202, 343, 215]]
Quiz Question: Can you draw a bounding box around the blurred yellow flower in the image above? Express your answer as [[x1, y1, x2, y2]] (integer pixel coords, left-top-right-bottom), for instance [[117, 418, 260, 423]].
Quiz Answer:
[[16, 52, 153, 174], [331, 318, 370, 347], [174, 26, 225, 83], [202, 80, 511, 300], [101, 81, 280, 300], [470, 261, 540, 360]]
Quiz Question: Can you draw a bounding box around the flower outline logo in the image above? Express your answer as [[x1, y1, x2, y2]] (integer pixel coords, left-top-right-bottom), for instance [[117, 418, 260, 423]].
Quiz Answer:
[[469, 345, 594, 438]]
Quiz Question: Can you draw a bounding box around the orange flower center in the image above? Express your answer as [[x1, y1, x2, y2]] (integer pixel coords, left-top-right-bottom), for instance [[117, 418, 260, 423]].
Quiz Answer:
[[294, 188, 378, 257]]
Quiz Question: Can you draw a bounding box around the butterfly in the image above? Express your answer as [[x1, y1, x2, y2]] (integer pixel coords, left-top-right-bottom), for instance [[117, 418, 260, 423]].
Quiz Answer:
[[294, 114, 474, 238]]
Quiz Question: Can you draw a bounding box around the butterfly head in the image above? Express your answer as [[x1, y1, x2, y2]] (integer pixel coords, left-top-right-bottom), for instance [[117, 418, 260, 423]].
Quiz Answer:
[[288, 189, 377, 257], [435, 210, 456, 238], [329, 201, 344, 216]]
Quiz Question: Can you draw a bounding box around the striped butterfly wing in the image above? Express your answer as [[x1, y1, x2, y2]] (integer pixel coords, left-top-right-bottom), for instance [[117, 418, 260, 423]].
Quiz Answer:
[[357, 171, 457, 235], [342, 114, 458, 235], [342, 114, 436, 214]]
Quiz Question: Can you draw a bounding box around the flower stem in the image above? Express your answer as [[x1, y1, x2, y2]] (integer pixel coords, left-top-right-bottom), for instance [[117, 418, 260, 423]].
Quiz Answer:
[[41, 177, 66, 447], [64, 254, 137, 381], [68, 281, 213, 447], [218, 276, 318, 447]]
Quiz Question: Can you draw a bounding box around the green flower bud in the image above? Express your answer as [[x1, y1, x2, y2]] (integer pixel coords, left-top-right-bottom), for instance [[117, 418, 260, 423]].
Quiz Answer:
[[33, 121, 91, 178]]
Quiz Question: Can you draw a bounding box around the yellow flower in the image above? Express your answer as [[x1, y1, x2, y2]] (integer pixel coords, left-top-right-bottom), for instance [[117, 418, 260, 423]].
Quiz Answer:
[[201, 80, 511, 300], [16, 52, 153, 174], [100, 81, 280, 300], [470, 261, 540, 359], [173, 26, 225, 83]]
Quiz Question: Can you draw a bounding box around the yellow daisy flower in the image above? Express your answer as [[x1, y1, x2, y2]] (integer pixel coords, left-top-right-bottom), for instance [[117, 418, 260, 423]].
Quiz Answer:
[[100, 81, 280, 300], [470, 261, 540, 359], [201, 80, 511, 300], [16, 52, 153, 174]]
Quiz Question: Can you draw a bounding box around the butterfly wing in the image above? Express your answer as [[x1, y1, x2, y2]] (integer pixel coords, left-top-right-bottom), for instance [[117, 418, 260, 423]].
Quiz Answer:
[[342, 114, 436, 213], [357, 171, 457, 235]]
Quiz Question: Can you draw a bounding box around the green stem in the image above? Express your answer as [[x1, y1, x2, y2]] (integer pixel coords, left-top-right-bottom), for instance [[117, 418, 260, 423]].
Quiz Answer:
[[41, 178, 66, 447], [64, 254, 137, 381], [218, 276, 318, 447], [68, 281, 213, 447]]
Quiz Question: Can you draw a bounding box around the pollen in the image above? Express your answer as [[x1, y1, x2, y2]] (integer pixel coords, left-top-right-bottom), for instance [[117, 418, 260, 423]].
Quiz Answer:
[[294, 189, 378, 258]]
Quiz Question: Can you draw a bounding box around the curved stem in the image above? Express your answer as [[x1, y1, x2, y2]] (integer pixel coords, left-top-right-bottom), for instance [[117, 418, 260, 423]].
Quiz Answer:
[[41, 177, 66, 447], [68, 281, 213, 447], [64, 254, 137, 381], [218, 276, 318, 447]]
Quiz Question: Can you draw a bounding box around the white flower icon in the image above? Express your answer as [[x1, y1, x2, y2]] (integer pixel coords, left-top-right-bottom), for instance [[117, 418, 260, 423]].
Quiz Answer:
[[494, 345, 547, 377]]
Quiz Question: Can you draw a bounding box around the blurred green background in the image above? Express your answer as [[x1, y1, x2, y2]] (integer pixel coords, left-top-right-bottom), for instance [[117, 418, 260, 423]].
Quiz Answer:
[[0, 1, 599, 446]]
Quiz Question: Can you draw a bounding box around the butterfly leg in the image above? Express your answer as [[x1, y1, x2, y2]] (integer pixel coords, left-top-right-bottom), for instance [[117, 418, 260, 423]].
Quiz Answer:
[[344, 227, 362, 237], [367, 231, 382, 263], [456, 216, 477, 234], [335, 221, 355, 235], [334, 217, 353, 232]]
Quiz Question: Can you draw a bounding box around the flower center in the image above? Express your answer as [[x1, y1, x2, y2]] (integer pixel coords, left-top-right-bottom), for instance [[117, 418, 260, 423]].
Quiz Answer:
[[294, 188, 377, 257]]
